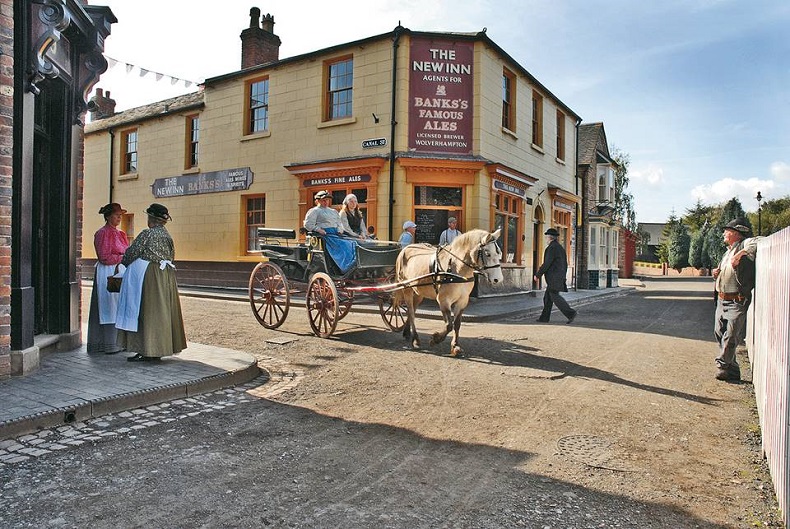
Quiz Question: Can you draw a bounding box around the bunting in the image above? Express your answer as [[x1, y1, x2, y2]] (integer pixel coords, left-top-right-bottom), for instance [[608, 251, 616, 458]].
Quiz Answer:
[[105, 55, 200, 89]]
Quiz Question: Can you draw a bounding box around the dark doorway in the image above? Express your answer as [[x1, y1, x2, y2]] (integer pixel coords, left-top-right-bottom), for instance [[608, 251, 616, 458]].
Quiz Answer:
[[32, 79, 69, 335]]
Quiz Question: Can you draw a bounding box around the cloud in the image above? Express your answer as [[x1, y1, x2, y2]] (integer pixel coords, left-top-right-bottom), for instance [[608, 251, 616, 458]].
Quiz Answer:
[[630, 165, 664, 186], [690, 177, 775, 209], [771, 162, 790, 180]]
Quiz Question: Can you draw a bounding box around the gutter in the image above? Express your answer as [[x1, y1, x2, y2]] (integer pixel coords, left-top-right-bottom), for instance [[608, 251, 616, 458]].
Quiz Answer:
[[108, 129, 115, 202], [575, 117, 583, 290], [388, 25, 404, 241]]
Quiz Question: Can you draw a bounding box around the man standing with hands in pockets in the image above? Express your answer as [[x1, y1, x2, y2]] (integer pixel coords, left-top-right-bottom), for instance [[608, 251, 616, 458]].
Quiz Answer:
[[534, 228, 577, 324]]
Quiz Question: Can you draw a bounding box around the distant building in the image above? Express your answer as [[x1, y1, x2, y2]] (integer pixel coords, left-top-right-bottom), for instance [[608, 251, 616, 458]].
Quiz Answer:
[[82, 8, 582, 293], [576, 123, 620, 289], [637, 222, 666, 263]]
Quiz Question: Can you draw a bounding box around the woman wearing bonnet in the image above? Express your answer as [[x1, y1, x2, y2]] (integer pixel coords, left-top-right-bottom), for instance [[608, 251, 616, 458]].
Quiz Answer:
[[87, 203, 129, 354], [116, 203, 187, 362], [338, 193, 370, 239]]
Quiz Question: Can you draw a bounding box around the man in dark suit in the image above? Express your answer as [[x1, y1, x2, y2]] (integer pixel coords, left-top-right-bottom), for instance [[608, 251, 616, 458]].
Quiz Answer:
[[533, 228, 578, 324]]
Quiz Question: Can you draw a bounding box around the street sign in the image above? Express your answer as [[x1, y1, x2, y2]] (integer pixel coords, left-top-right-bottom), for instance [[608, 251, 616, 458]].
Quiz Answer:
[[362, 138, 387, 148]]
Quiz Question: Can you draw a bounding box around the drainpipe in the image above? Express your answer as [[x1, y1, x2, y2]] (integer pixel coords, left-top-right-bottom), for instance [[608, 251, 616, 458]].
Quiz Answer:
[[574, 117, 582, 290], [388, 25, 404, 241], [108, 129, 115, 202]]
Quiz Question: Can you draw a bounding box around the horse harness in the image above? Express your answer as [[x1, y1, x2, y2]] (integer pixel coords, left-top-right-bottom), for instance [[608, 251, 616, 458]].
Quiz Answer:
[[422, 241, 501, 293]]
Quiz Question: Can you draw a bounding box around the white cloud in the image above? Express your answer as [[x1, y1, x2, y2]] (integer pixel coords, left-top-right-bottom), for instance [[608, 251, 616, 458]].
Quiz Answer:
[[630, 165, 664, 185], [690, 177, 775, 209], [770, 162, 790, 180]]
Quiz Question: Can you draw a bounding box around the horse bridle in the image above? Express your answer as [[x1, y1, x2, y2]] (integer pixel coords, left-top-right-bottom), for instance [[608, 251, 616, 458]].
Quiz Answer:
[[439, 240, 502, 280]]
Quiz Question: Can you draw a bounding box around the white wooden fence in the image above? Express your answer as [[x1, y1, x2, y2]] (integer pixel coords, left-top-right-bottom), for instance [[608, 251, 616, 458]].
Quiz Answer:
[[748, 226, 790, 526]]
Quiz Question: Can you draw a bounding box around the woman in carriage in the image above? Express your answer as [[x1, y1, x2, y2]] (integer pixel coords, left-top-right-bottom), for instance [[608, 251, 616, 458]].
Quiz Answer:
[[303, 190, 357, 273]]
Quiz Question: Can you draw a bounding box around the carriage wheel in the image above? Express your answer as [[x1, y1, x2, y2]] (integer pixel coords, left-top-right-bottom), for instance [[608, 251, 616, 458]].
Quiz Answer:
[[337, 289, 354, 321], [379, 293, 407, 332], [248, 262, 290, 329], [307, 272, 339, 338]]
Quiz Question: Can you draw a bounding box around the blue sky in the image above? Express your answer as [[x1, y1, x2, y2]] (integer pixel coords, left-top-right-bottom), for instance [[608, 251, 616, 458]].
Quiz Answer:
[[91, 0, 790, 223]]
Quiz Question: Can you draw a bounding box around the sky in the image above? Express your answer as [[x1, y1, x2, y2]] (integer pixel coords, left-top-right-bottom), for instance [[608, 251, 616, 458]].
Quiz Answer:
[[89, 0, 790, 223]]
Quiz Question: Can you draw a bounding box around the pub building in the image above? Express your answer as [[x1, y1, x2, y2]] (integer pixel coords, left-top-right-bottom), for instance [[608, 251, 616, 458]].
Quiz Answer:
[[82, 8, 582, 295], [1, 0, 116, 377]]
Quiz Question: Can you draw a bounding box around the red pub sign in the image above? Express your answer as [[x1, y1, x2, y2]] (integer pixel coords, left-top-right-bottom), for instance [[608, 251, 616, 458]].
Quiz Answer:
[[408, 37, 474, 155]]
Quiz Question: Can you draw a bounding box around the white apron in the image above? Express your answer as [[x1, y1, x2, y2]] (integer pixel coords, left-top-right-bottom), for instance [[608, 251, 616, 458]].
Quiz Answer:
[[115, 259, 150, 333], [95, 262, 126, 324]]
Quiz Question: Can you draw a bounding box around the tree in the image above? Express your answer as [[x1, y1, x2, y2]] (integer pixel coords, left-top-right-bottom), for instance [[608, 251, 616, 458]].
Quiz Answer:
[[667, 219, 690, 272], [704, 197, 750, 268], [688, 224, 706, 269], [683, 199, 713, 232], [748, 195, 790, 235], [610, 146, 637, 232], [657, 212, 679, 264]]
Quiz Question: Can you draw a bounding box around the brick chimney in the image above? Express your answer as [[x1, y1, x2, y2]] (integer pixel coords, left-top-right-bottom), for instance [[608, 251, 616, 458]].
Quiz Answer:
[[89, 88, 116, 120], [240, 7, 281, 69]]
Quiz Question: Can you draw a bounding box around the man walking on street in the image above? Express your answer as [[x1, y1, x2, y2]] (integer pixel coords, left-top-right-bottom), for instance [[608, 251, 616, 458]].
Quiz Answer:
[[534, 228, 577, 324], [712, 218, 759, 382]]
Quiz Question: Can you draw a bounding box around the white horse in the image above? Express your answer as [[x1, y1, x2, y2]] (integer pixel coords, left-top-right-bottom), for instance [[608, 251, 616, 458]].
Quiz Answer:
[[393, 229, 503, 357]]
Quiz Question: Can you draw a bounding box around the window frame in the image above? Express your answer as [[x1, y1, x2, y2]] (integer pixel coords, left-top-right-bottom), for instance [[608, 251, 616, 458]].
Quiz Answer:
[[243, 194, 266, 253], [493, 191, 523, 265], [324, 55, 354, 122], [555, 109, 565, 160], [245, 76, 270, 135], [531, 90, 543, 147], [185, 113, 199, 169], [120, 128, 138, 175], [501, 68, 516, 132]]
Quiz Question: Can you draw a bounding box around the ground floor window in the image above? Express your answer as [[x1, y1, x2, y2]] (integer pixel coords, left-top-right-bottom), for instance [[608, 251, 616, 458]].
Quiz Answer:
[[413, 185, 462, 245], [494, 192, 523, 264], [244, 194, 266, 251]]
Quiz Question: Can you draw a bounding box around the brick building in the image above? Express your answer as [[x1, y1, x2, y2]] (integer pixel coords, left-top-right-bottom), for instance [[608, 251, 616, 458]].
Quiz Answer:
[[0, 0, 115, 377], [82, 8, 582, 294], [576, 122, 621, 289]]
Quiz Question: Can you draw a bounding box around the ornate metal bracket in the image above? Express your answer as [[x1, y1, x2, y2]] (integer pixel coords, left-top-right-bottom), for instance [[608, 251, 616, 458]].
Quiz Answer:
[[28, 0, 71, 95]]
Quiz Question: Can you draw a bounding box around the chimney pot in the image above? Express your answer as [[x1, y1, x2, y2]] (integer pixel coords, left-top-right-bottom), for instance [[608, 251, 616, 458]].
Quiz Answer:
[[240, 8, 281, 69], [249, 7, 261, 28]]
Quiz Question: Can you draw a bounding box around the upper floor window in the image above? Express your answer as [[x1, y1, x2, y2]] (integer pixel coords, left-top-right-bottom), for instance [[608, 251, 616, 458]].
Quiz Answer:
[[556, 110, 565, 160], [325, 56, 353, 121], [121, 128, 138, 174], [185, 114, 199, 168], [597, 166, 615, 203], [531, 90, 543, 147], [247, 77, 269, 134], [502, 68, 516, 131]]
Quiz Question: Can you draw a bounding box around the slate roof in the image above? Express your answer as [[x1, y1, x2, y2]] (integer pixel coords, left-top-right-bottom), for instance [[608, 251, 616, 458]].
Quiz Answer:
[[84, 91, 205, 133], [577, 122, 611, 166]]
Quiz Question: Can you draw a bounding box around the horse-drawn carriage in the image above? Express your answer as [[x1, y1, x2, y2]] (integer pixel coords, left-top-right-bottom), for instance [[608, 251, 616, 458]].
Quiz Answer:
[[247, 228, 408, 338], [248, 227, 504, 356]]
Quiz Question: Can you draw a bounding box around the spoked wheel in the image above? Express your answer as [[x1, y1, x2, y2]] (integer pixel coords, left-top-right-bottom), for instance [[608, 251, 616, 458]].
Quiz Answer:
[[379, 292, 408, 332], [337, 289, 354, 321], [306, 272, 339, 338], [248, 262, 290, 329]]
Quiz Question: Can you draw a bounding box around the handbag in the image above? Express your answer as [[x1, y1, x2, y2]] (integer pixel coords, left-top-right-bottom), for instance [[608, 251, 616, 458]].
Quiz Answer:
[[106, 264, 123, 293]]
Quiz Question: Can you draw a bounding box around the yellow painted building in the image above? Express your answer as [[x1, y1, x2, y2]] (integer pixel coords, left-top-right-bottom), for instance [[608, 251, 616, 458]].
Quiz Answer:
[[83, 10, 581, 292]]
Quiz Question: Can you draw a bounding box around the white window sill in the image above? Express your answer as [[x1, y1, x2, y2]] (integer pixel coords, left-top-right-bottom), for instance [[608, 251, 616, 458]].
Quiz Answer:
[[530, 143, 544, 154], [241, 130, 271, 142], [318, 116, 357, 129], [118, 172, 138, 181]]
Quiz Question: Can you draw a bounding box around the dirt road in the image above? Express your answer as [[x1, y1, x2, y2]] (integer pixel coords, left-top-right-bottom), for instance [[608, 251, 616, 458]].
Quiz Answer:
[[0, 277, 782, 528]]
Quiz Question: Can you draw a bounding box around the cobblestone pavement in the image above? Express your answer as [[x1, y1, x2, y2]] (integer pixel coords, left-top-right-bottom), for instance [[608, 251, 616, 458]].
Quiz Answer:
[[0, 354, 304, 467]]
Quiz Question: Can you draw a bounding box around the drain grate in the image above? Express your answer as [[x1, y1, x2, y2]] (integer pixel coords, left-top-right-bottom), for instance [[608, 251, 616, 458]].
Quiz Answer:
[[557, 434, 636, 472]]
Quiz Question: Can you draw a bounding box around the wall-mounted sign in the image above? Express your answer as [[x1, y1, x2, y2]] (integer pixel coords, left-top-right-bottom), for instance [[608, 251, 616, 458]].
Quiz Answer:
[[362, 138, 387, 148], [553, 199, 574, 211], [304, 174, 372, 188], [408, 37, 474, 154], [151, 167, 253, 198], [493, 179, 528, 199]]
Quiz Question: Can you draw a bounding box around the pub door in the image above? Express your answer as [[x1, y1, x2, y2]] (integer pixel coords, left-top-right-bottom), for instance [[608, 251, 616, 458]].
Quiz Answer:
[[31, 79, 70, 335]]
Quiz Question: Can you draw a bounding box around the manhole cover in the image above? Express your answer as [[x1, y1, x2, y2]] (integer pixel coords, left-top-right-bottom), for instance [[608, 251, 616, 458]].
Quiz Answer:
[[557, 435, 635, 472]]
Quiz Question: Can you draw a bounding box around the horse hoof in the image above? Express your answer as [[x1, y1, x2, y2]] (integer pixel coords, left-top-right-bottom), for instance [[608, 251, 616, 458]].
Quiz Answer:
[[450, 346, 463, 357], [411, 339, 421, 350]]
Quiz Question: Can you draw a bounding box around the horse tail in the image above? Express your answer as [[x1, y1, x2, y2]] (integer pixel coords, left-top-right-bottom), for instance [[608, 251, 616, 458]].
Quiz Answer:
[[392, 248, 409, 306]]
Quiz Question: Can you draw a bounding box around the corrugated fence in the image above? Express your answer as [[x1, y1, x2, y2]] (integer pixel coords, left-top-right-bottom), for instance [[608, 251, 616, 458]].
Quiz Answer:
[[748, 225, 790, 526]]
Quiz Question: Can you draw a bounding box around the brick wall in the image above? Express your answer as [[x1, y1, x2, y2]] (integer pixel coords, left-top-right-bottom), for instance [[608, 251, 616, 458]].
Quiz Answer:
[[0, 0, 13, 377]]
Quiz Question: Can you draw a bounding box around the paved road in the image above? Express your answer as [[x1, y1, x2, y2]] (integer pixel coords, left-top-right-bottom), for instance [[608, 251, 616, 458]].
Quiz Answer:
[[0, 277, 780, 528]]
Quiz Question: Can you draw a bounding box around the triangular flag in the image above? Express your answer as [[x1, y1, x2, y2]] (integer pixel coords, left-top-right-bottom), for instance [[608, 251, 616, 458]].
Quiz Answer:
[[125, 63, 133, 73], [107, 57, 118, 68], [170, 77, 179, 85], [139, 68, 149, 78], [184, 81, 192, 88], [155, 73, 164, 81]]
